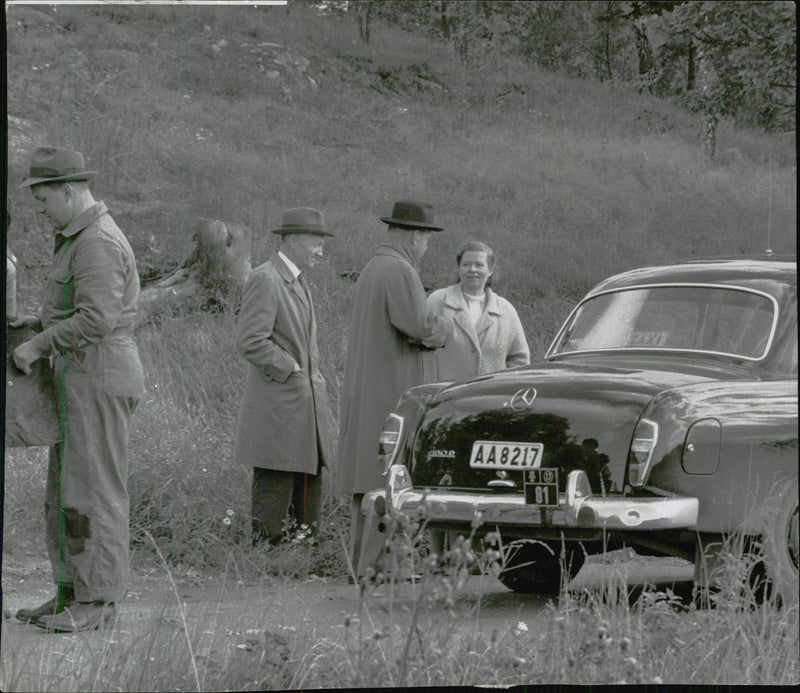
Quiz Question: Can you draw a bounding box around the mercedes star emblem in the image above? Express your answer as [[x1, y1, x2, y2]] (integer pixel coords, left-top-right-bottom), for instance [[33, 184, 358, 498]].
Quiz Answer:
[[509, 387, 537, 411]]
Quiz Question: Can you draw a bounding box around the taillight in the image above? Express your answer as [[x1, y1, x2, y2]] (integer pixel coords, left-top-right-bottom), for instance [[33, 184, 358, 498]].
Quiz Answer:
[[378, 413, 404, 475], [628, 418, 658, 487]]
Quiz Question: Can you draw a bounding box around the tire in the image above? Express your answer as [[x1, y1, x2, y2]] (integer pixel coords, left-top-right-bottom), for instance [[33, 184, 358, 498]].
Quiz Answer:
[[760, 477, 799, 608], [497, 540, 585, 595]]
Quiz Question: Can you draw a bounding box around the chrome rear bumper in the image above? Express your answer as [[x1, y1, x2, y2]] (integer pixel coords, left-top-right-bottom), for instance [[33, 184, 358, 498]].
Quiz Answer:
[[362, 465, 699, 531]]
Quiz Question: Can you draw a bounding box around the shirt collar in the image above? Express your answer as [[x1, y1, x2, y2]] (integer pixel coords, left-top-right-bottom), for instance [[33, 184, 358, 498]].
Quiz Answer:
[[60, 202, 108, 238], [278, 250, 301, 279]]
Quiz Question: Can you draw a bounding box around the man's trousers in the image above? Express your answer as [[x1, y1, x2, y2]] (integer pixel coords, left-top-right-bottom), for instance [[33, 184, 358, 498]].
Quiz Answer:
[[251, 466, 322, 544], [47, 368, 137, 603]]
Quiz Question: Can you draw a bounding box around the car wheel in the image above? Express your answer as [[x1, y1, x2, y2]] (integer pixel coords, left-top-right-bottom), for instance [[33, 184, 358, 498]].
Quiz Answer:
[[760, 477, 799, 607], [497, 540, 585, 595]]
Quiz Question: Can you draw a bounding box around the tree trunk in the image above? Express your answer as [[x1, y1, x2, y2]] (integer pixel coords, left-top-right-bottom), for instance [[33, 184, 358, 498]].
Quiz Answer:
[[633, 20, 653, 91], [604, 29, 613, 80], [357, 2, 372, 44], [702, 109, 718, 159], [137, 218, 252, 325]]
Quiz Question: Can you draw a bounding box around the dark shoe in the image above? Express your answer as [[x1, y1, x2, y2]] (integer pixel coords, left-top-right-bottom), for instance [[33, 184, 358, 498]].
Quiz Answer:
[[16, 586, 75, 625], [36, 601, 116, 633]]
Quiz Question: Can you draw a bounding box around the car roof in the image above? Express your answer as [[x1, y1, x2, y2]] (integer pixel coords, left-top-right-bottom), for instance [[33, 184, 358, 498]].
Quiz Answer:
[[590, 257, 797, 294]]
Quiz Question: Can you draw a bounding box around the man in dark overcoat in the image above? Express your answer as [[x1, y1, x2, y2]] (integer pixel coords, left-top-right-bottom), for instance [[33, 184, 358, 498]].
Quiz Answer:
[[338, 200, 452, 576], [234, 207, 335, 545], [13, 146, 145, 632]]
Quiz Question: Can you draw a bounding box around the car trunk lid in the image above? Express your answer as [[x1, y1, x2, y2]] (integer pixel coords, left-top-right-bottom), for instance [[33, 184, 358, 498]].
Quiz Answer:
[[410, 361, 714, 494]]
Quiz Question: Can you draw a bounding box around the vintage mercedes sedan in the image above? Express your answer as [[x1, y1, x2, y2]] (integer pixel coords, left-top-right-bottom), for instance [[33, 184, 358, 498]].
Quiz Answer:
[[361, 257, 798, 603]]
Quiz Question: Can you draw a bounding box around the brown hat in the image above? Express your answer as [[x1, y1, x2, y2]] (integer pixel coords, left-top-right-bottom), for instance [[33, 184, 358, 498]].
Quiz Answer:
[[20, 146, 98, 188], [380, 200, 443, 231], [271, 207, 333, 236]]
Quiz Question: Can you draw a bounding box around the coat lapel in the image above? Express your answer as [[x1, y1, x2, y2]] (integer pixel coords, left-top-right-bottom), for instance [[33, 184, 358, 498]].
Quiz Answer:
[[300, 273, 317, 351], [474, 289, 501, 338], [273, 253, 310, 311], [445, 285, 481, 354]]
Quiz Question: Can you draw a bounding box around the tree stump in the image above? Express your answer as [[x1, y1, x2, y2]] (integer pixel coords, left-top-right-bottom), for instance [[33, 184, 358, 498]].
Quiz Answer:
[[137, 218, 252, 325]]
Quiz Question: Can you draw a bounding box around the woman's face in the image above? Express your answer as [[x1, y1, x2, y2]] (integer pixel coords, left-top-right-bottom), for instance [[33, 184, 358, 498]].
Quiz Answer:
[[458, 250, 492, 294]]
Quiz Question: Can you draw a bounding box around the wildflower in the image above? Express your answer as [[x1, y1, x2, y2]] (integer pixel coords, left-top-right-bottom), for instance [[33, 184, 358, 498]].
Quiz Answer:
[[485, 531, 500, 545], [226, 509, 235, 517], [512, 621, 529, 636], [222, 517, 231, 526]]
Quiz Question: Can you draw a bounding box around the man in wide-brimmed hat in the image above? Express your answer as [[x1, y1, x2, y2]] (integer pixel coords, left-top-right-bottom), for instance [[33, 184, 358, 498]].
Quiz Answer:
[[338, 200, 452, 579], [12, 146, 144, 632], [234, 207, 336, 546]]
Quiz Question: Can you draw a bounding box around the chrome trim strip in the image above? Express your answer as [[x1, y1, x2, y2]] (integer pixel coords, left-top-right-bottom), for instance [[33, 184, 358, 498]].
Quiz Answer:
[[546, 283, 781, 362]]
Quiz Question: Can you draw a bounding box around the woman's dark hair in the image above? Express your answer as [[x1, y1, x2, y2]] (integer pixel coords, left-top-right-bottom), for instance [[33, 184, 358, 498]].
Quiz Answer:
[[456, 240, 497, 287]]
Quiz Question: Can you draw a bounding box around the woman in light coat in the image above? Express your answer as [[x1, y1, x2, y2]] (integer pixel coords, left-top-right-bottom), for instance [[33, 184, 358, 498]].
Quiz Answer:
[[427, 240, 529, 382], [426, 240, 530, 561]]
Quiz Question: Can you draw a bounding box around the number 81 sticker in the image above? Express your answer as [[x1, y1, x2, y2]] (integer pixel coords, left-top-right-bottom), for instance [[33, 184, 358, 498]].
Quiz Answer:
[[524, 468, 560, 507]]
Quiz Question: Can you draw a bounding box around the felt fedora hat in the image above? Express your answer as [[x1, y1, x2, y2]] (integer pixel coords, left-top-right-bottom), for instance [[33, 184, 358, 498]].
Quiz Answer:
[[20, 146, 98, 188], [380, 200, 443, 231], [271, 207, 334, 236]]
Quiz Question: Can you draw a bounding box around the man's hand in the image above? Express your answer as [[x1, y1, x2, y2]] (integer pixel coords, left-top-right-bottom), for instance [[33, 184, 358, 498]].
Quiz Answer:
[[9, 314, 42, 330], [13, 340, 42, 375]]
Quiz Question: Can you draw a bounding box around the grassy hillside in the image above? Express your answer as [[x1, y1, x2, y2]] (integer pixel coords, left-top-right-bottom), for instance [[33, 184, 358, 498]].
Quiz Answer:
[[7, 4, 795, 296]]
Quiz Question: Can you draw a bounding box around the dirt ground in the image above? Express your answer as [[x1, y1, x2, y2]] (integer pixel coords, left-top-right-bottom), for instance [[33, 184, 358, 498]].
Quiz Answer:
[[1, 541, 696, 691], [2, 543, 694, 649]]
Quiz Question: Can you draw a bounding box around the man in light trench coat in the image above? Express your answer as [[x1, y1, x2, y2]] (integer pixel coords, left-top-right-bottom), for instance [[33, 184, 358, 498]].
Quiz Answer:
[[234, 207, 336, 545], [13, 146, 145, 632], [338, 200, 452, 578]]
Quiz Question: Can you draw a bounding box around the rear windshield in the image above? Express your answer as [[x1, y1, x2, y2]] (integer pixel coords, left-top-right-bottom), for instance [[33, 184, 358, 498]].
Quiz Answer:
[[551, 285, 778, 361]]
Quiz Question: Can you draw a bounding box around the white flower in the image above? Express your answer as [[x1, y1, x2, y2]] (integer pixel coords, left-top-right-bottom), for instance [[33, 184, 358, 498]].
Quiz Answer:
[[512, 621, 529, 635], [222, 517, 231, 526]]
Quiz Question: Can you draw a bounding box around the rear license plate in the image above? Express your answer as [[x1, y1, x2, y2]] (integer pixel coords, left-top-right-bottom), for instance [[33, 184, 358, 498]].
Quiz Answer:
[[524, 468, 560, 506], [469, 441, 543, 469]]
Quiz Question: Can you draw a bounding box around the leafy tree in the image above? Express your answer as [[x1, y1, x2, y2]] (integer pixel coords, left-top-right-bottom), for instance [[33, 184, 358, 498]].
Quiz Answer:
[[327, 0, 794, 149], [620, 1, 686, 91], [663, 0, 796, 141]]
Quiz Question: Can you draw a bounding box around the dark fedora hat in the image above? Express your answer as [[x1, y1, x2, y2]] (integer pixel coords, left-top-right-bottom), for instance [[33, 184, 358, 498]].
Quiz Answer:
[[20, 146, 98, 188], [271, 207, 334, 236], [380, 200, 443, 231]]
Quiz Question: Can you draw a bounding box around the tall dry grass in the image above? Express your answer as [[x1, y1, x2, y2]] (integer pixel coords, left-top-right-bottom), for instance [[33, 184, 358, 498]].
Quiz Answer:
[[2, 533, 797, 690]]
